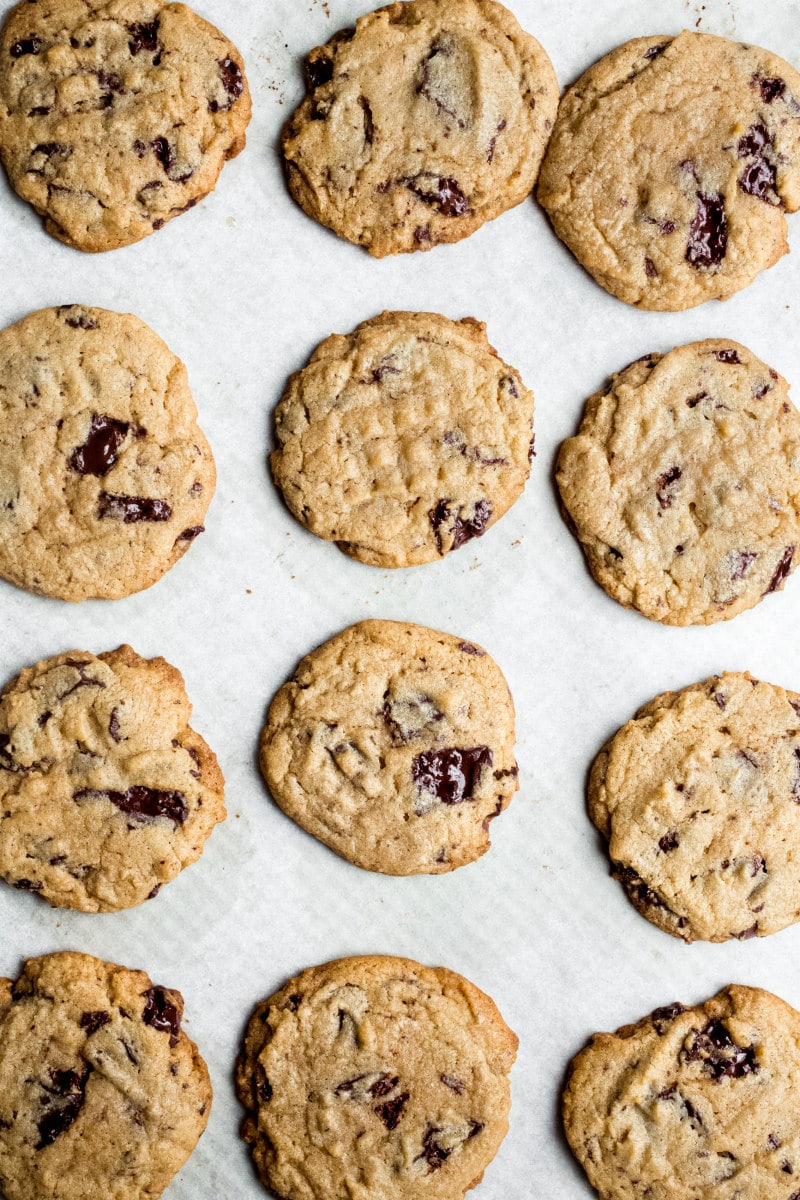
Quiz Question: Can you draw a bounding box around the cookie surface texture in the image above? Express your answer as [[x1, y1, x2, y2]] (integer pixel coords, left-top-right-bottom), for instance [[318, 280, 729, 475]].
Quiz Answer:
[[261, 620, 518, 875], [0, 0, 251, 251], [563, 984, 800, 1200], [282, 0, 558, 256], [0, 644, 225, 911], [237, 954, 518, 1200], [538, 32, 800, 310], [0, 304, 215, 601], [0, 951, 211, 1200], [590, 672, 800, 942], [556, 339, 800, 625], [271, 311, 534, 568]]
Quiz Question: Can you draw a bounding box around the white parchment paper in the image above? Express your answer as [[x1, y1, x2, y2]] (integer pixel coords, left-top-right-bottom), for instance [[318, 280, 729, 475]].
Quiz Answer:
[[3, 0, 800, 1195]]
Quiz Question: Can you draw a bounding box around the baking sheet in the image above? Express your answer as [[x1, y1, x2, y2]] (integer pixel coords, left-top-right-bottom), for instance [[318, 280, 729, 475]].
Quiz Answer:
[[3, 0, 800, 1194]]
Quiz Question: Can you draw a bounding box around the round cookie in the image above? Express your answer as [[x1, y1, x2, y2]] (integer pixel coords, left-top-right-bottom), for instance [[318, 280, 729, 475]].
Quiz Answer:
[[0, 0, 251, 251], [590, 672, 800, 943], [0, 951, 211, 1200], [538, 32, 800, 310], [236, 955, 518, 1200], [271, 312, 534, 568], [260, 620, 518, 875], [281, 0, 558, 256], [0, 304, 215, 602], [0, 644, 225, 912], [556, 339, 800, 625], [563, 984, 800, 1200]]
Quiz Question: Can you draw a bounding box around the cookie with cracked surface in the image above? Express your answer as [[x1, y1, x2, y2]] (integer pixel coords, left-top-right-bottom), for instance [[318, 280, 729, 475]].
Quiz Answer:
[[563, 984, 800, 1200], [590, 672, 800, 943], [260, 620, 518, 875], [237, 955, 517, 1200], [271, 312, 534, 568], [0, 304, 215, 601], [556, 339, 800, 625], [0, 951, 211, 1200], [0, 644, 225, 911], [0, 0, 250, 251], [538, 32, 800, 310], [281, 0, 558, 256]]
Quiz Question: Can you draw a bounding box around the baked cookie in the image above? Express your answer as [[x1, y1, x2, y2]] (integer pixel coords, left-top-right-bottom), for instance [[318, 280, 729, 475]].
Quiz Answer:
[[281, 0, 558, 256], [563, 984, 800, 1200], [0, 0, 250, 251], [237, 955, 517, 1200], [260, 620, 518, 875], [556, 339, 800, 625], [538, 32, 800, 310], [590, 672, 800, 943], [271, 312, 534, 568], [0, 305, 215, 601], [0, 644, 225, 912], [0, 951, 211, 1200]]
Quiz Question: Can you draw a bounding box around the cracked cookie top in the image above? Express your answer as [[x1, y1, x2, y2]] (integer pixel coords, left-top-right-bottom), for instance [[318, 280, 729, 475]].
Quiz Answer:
[[0, 951, 211, 1200], [0, 304, 215, 601], [0, 0, 251, 251], [271, 311, 534, 569], [236, 954, 517, 1200], [563, 984, 800, 1200], [538, 32, 800, 309], [0, 644, 225, 912], [281, 0, 558, 256], [556, 339, 800, 625]]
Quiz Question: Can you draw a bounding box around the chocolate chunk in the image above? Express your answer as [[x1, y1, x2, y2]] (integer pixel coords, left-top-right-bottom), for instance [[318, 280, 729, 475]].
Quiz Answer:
[[151, 136, 174, 172], [418, 1125, 454, 1172], [98, 70, 123, 93], [644, 257, 658, 278], [428, 498, 492, 551], [74, 786, 188, 828], [412, 746, 492, 805], [734, 923, 759, 940], [80, 1011, 110, 1035], [418, 40, 461, 124], [108, 708, 121, 743], [69, 414, 129, 476], [651, 1002, 686, 1034], [716, 348, 741, 364], [36, 1066, 92, 1149], [738, 124, 776, 200], [258, 1077, 273, 1102], [731, 551, 757, 580], [682, 1019, 758, 1080], [414, 224, 432, 244], [147, 884, 161, 899], [28, 142, 71, 174], [458, 642, 484, 656], [13, 878, 42, 892], [755, 74, 786, 103], [97, 493, 172, 523], [713, 689, 726, 710], [686, 391, 709, 408], [382, 691, 443, 744], [128, 20, 159, 56], [403, 173, 469, 216], [286, 993, 303, 1012], [441, 1074, 464, 1093], [59, 661, 106, 701], [209, 57, 244, 112], [37, 711, 51, 727], [613, 864, 671, 913], [369, 355, 401, 383], [306, 55, 333, 89], [62, 310, 98, 330], [335, 1072, 399, 1101], [141, 986, 181, 1046], [175, 525, 204, 544], [644, 42, 668, 59], [658, 831, 679, 853], [10, 37, 43, 56], [765, 545, 795, 594], [655, 466, 681, 509], [375, 1092, 409, 1130], [686, 192, 727, 268]]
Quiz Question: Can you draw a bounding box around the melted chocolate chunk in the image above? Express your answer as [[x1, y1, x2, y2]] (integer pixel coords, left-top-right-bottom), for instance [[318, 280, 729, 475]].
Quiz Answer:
[[108, 708, 121, 743], [370, 355, 401, 383], [682, 1019, 758, 1080], [306, 54, 333, 89], [614, 865, 671, 914], [10, 36, 42, 56], [151, 136, 174, 172], [175, 525, 204, 544], [62, 310, 98, 330], [69, 414, 129, 476], [375, 1093, 409, 1130], [141, 986, 180, 1045], [765, 545, 795, 594], [738, 124, 776, 200], [412, 746, 492, 805], [128, 20, 159, 56], [97, 493, 172, 523], [403, 173, 469, 216], [716, 348, 741, 364], [429, 498, 492, 551], [656, 466, 681, 509], [80, 1010, 110, 1035], [686, 192, 727, 268], [644, 42, 668, 59], [658, 831, 679, 853], [651, 1002, 686, 1034], [731, 551, 757, 580], [209, 57, 243, 111], [441, 1074, 464, 1093], [59, 661, 106, 701], [36, 1066, 92, 1149], [74, 786, 188, 828], [458, 642, 484, 656], [418, 1125, 454, 1172], [755, 75, 786, 103]]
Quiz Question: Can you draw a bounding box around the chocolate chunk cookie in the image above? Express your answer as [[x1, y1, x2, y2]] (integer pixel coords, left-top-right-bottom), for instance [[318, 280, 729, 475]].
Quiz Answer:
[[0, 645, 225, 911], [563, 984, 800, 1200], [260, 620, 518, 875], [590, 672, 800, 943], [282, 0, 558, 256], [0, 305, 215, 601], [0, 951, 211, 1200], [0, 0, 250, 251], [271, 312, 534, 568], [556, 339, 800, 625], [538, 32, 800, 309], [237, 955, 517, 1200]]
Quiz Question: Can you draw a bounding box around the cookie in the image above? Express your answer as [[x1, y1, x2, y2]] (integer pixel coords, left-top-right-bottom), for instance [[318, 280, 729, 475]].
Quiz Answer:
[[281, 0, 558, 256], [0, 644, 225, 912], [556, 339, 800, 625], [590, 672, 800, 943], [271, 312, 534, 568], [0, 951, 211, 1200], [0, 0, 250, 251], [538, 32, 800, 310], [236, 954, 517, 1200], [0, 304, 215, 601], [260, 620, 518, 875], [563, 984, 800, 1200]]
